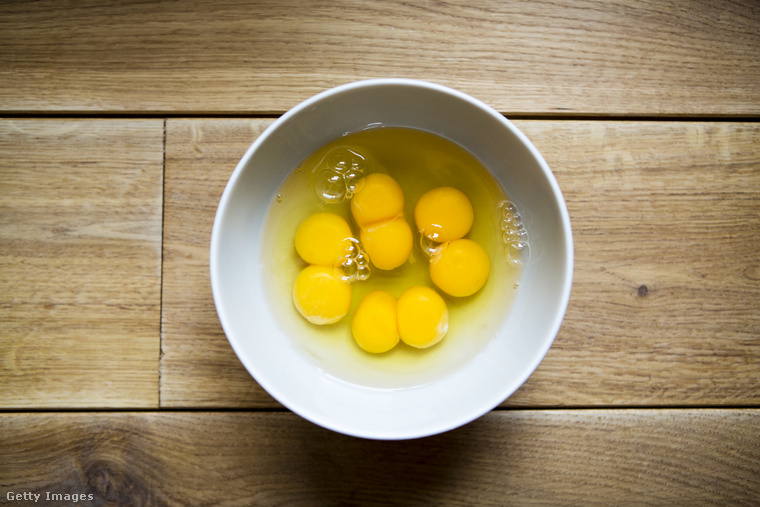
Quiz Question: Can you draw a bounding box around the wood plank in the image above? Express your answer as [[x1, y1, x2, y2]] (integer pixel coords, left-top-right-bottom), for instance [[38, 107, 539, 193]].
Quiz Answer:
[[161, 119, 760, 408], [161, 119, 278, 407], [510, 120, 760, 407], [1, 409, 758, 504], [1, 0, 758, 116], [0, 119, 163, 408]]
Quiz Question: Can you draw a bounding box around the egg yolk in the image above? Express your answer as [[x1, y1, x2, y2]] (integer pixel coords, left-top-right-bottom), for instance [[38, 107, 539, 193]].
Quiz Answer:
[[293, 265, 352, 325], [429, 238, 490, 297], [397, 286, 449, 348], [351, 290, 399, 354], [293, 169, 492, 352], [350, 173, 405, 228], [414, 186, 474, 243], [350, 173, 412, 271], [294, 212, 353, 266], [359, 218, 413, 271]]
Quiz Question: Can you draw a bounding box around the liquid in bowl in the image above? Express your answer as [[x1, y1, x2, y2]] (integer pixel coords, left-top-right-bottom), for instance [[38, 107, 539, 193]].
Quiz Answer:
[[260, 127, 528, 389]]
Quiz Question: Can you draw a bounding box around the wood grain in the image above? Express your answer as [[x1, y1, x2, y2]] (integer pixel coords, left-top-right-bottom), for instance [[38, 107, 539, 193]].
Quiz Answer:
[[161, 119, 278, 407], [160, 119, 760, 409], [1, 0, 758, 116], [510, 120, 760, 407], [0, 120, 163, 408], [1, 409, 758, 505]]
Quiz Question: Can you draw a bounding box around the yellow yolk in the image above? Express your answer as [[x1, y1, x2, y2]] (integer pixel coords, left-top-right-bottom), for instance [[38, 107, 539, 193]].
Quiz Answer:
[[359, 218, 413, 271], [351, 290, 400, 354], [414, 186, 474, 243], [294, 212, 353, 266], [349, 172, 413, 271], [429, 239, 490, 297], [293, 265, 352, 325], [397, 286, 449, 348], [350, 173, 405, 228]]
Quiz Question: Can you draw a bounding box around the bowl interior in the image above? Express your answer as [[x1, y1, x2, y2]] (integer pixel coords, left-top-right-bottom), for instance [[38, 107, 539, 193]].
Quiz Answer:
[[210, 79, 573, 439]]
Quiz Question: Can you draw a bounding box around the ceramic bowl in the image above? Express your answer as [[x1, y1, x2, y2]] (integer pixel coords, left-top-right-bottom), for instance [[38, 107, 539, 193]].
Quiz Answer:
[[210, 79, 573, 440]]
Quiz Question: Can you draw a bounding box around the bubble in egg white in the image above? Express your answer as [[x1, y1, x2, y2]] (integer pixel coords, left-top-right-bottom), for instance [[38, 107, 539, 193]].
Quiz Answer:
[[335, 256, 358, 282], [343, 170, 365, 199], [419, 234, 447, 259], [315, 170, 347, 204], [333, 237, 371, 283], [314, 147, 368, 204], [356, 265, 371, 282], [498, 200, 529, 266]]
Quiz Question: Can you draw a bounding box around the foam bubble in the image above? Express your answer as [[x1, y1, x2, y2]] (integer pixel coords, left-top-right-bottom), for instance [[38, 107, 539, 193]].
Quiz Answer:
[[419, 234, 447, 259], [498, 200, 529, 266], [314, 147, 368, 204], [315, 170, 346, 203], [333, 237, 371, 283]]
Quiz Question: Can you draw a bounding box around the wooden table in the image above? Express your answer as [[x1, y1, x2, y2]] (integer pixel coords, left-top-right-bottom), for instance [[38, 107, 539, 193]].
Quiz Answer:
[[2, 1, 759, 504]]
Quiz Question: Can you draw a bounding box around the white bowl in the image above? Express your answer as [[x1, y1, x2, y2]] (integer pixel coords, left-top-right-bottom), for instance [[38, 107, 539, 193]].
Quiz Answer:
[[210, 79, 573, 440]]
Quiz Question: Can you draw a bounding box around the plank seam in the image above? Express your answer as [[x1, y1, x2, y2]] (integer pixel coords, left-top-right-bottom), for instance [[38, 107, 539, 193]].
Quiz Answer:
[[0, 113, 759, 122], [1, 405, 759, 414], [158, 118, 167, 409]]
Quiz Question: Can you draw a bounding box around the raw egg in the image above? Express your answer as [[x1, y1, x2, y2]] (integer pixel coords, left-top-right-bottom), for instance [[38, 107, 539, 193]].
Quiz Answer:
[[397, 286, 449, 348], [351, 290, 399, 354], [293, 265, 352, 325], [414, 186, 474, 243], [429, 239, 490, 297], [350, 173, 405, 228], [350, 173, 412, 271], [359, 218, 413, 271], [294, 212, 353, 266]]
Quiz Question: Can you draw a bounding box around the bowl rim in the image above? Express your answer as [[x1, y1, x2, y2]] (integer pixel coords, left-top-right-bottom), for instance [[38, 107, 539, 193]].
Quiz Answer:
[[210, 78, 574, 439]]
